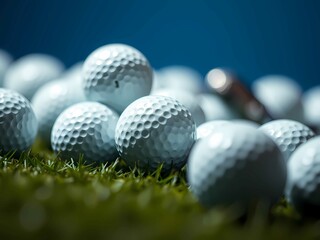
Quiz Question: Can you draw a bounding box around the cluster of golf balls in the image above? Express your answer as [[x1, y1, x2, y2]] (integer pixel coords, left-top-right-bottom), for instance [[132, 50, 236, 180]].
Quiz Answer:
[[1, 44, 320, 216]]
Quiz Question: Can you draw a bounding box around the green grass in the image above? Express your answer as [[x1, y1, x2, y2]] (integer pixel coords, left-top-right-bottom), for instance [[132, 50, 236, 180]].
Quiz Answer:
[[0, 144, 319, 239]]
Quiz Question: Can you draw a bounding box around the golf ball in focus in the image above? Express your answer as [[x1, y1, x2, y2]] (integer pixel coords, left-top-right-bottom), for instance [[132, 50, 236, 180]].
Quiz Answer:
[[51, 102, 119, 164], [115, 95, 196, 172], [0, 88, 38, 155], [152, 89, 205, 126], [83, 44, 153, 113], [259, 119, 315, 161]]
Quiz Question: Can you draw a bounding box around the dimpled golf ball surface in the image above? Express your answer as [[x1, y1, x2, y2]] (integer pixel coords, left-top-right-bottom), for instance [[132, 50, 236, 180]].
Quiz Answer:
[[152, 89, 205, 126], [0, 88, 37, 154], [286, 136, 320, 216], [115, 95, 196, 172], [83, 44, 153, 113], [51, 102, 119, 164], [188, 124, 286, 207], [259, 120, 315, 161], [32, 79, 85, 145]]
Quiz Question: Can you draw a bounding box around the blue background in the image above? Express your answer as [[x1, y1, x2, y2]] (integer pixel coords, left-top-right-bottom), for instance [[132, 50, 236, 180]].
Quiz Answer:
[[1, 0, 320, 89]]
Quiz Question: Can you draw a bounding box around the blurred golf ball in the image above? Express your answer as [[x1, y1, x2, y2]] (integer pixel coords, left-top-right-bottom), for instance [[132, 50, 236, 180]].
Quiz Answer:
[[4, 54, 64, 100], [286, 136, 320, 217], [197, 93, 236, 122], [51, 102, 119, 164], [188, 124, 286, 208], [0, 88, 38, 155], [153, 66, 204, 94], [152, 89, 205, 126], [259, 119, 315, 161], [0, 49, 13, 87], [32, 79, 86, 145], [196, 120, 231, 140], [83, 44, 153, 113], [303, 86, 320, 129], [252, 75, 304, 121], [115, 95, 196, 173]]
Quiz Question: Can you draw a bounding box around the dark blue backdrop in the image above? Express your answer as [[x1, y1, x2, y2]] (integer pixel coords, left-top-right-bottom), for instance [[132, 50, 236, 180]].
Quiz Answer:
[[1, 0, 320, 89]]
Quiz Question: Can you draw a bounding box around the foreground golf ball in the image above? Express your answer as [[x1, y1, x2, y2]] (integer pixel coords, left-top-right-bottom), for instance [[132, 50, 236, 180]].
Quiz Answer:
[[32, 79, 85, 145], [286, 136, 320, 216], [259, 120, 315, 161], [303, 86, 320, 129], [188, 124, 286, 207], [115, 95, 196, 172], [197, 94, 236, 122], [252, 75, 303, 121], [152, 89, 205, 126], [4, 54, 64, 100], [153, 66, 204, 94], [0, 88, 37, 154], [83, 44, 153, 113], [196, 120, 231, 140], [0, 49, 12, 87], [51, 102, 119, 164]]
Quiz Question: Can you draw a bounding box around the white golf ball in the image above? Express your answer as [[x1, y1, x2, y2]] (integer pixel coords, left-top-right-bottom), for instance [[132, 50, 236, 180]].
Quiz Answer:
[[83, 44, 153, 113], [196, 120, 231, 140], [32, 79, 86, 145], [286, 136, 320, 216], [0, 88, 38, 155], [152, 89, 205, 126], [303, 86, 320, 129], [0, 49, 13, 87], [154, 66, 204, 94], [115, 95, 196, 172], [197, 94, 236, 122], [252, 75, 304, 121], [188, 124, 286, 207], [51, 102, 119, 164], [4, 54, 64, 100], [259, 120, 315, 161]]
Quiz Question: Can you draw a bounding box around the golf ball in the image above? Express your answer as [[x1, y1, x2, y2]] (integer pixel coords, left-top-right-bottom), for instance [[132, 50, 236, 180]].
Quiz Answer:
[[197, 94, 236, 122], [0, 88, 38, 155], [188, 124, 286, 207], [32, 79, 86, 145], [196, 120, 231, 140], [0, 49, 12, 87], [83, 44, 153, 113], [115, 95, 196, 172], [252, 75, 304, 121], [4, 54, 64, 100], [286, 136, 320, 216], [51, 102, 119, 164], [259, 120, 315, 161], [154, 66, 204, 94], [303, 86, 320, 129], [152, 89, 205, 126]]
